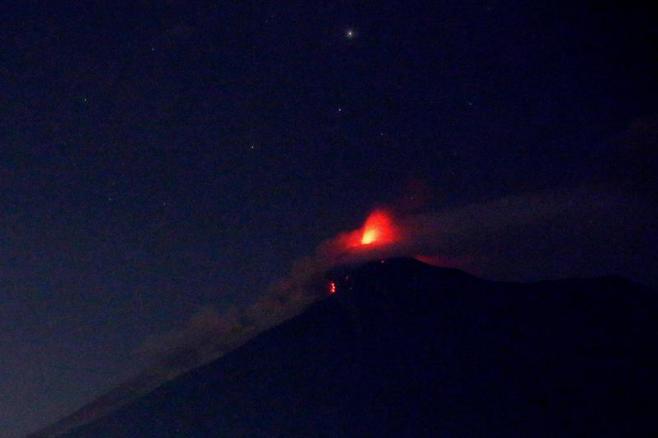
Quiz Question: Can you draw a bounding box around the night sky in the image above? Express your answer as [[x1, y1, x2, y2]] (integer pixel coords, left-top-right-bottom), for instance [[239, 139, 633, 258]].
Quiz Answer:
[[1, 1, 656, 436]]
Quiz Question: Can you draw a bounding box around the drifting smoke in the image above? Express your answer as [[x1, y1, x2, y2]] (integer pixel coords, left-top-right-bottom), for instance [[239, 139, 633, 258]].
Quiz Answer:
[[278, 184, 656, 290], [47, 115, 656, 435], [136, 209, 402, 375], [37, 182, 656, 437], [138, 306, 247, 373], [138, 284, 316, 377], [139, 184, 656, 381]]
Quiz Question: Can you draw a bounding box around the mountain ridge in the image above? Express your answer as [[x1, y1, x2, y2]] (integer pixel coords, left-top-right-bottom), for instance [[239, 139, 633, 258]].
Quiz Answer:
[[34, 258, 658, 437]]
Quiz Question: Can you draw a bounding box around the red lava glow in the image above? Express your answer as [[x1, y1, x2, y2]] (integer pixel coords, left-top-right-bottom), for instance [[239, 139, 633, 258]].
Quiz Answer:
[[414, 254, 470, 271], [414, 254, 449, 267], [328, 281, 337, 294], [348, 210, 398, 248], [361, 228, 378, 245]]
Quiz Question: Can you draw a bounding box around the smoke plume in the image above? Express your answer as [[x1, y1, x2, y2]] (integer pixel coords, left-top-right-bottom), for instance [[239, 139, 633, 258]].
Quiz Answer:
[[142, 183, 656, 378]]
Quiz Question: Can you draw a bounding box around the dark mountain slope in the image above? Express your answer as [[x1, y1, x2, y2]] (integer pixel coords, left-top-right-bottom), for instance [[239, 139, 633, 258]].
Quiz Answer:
[[60, 258, 657, 437]]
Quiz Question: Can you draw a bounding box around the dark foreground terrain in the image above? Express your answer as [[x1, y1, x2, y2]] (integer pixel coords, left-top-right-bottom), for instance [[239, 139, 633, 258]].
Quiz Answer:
[[52, 258, 658, 437]]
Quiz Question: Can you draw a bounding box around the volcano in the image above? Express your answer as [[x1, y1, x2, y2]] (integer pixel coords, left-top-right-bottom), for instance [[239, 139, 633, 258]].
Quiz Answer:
[[37, 258, 657, 437]]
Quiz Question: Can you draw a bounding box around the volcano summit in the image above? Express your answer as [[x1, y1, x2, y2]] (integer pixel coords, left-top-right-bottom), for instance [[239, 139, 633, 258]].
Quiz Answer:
[[36, 258, 657, 437]]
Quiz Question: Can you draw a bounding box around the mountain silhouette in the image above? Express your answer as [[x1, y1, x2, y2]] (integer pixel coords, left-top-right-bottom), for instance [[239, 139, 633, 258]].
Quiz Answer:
[[38, 258, 658, 437]]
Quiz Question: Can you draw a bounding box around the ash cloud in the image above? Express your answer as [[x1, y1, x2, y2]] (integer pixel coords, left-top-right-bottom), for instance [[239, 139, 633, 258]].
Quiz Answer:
[[65, 181, 653, 435], [143, 182, 656, 378], [276, 184, 656, 288], [133, 109, 658, 402], [137, 306, 246, 373], [137, 273, 323, 378], [396, 186, 656, 284]]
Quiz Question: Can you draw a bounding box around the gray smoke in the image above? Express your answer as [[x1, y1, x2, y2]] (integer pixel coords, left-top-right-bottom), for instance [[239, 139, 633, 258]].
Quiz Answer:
[[142, 183, 656, 377]]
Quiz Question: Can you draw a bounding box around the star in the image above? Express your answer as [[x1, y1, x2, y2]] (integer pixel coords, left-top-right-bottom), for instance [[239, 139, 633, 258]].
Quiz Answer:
[[345, 28, 356, 39]]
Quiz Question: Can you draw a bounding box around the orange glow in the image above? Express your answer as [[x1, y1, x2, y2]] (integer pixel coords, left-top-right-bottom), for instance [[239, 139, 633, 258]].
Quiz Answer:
[[361, 228, 378, 245], [347, 210, 398, 248], [328, 281, 337, 294], [414, 254, 448, 267]]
